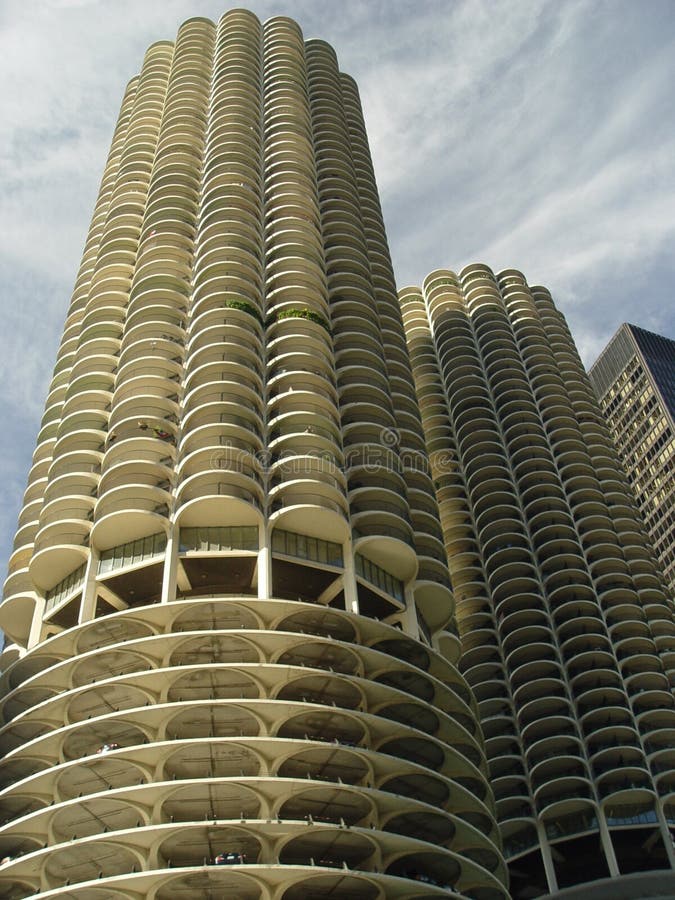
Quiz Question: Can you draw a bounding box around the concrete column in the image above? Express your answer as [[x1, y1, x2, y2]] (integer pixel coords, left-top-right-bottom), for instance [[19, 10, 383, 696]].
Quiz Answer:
[[160, 525, 178, 604], [536, 819, 559, 894], [343, 539, 359, 615], [28, 594, 47, 648], [401, 583, 419, 639], [598, 811, 621, 876], [78, 548, 100, 624], [257, 524, 272, 599], [656, 803, 675, 869]]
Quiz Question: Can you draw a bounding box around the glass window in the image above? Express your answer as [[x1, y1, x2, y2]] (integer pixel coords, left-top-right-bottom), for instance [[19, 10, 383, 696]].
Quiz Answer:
[[98, 532, 167, 574], [45, 563, 87, 613], [272, 529, 343, 568], [355, 553, 403, 602], [179, 526, 259, 553]]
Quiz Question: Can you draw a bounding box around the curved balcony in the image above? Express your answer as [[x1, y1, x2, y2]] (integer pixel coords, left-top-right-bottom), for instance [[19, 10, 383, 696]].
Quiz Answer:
[[176, 469, 264, 528], [0, 578, 502, 893], [0, 572, 37, 648], [116, 353, 182, 387], [269, 480, 349, 544]]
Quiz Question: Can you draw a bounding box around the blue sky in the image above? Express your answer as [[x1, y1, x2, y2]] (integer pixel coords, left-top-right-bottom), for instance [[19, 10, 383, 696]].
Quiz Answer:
[[1, 0, 675, 582]]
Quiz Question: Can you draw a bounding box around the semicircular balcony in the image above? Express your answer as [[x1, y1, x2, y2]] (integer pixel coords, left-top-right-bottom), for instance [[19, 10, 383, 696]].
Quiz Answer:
[[472, 492, 523, 539], [499, 607, 548, 643], [524, 733, 583, 778], [520, 703, 581, 752], [637, 709, 675, 748], [513, 675, 567, 719], [518, 689, 576, 737], [66, 341, 118, 380], [264, 203, 324, 250], [29, 517, 90, 593], [265, 270, 330, 320], [194, 220, 261, 274], [267, 379, 339, 424], [331, 314, 380, 351], [181, 396, 262, 444], [508, 651, 564, 694], [0, 571, 38, 648], [186, 328, 263, 379], [597, 763, 655, 803], [176, 463, 264, 529], [58, 387, 111, 427], [116, 332, 183, 372], [267, 347, 336, 392], [653, 751, 675, 796], [267, 316, 332, 362], [530, 752, 591, 795], [38, 473, 96, 528], [184, 367, 262, 414], [97, 456, 172, 497], [79, 300, 126, 338], [122, 307, 186, 349], [502, 621, 554, 663], [51, 408, 108, 456], [269, 446, 345, 493], [91, 481, 171, 551], [268, 411, 343, 464], [125, 271, 190, 320], [535, 782, 595, 825], [580, 699, 636, 744], [109, 389, 180, 431], [185, 356, 262, 403], [187, 303, 261, 351]]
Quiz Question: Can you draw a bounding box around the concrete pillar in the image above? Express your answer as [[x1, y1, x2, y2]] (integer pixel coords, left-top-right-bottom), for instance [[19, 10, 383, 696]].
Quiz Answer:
[[656, 803, 675, 869], [160, 526, 178, 604], [78, 547, 100, 624], [598, 810, 621, 877], [343, 539, 359, 615], [401, 583, 419, 639], [28, 594, 46, 648], [536, 819, 559, 894], [258, 523, 272, 599]]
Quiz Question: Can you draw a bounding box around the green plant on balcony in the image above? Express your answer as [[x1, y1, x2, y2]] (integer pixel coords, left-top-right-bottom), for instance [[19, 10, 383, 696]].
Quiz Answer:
[[272, 307, 331, 332], [222, 298, 262, 322]]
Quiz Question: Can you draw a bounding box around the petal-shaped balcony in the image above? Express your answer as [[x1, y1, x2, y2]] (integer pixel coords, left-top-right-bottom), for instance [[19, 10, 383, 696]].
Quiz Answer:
[[176, 464, 264, 529], [269, 478, 349, 544], [268, 412, 343, 465], [29, 512, 91, 592], [90, 476, 171, 552]]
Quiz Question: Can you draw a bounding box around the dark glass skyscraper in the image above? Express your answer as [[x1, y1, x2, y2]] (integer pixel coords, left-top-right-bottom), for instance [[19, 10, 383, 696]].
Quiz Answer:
[[590, 324, 675, 595]]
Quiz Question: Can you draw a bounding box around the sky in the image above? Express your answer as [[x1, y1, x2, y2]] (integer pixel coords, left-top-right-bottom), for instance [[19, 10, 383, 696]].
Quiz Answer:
[[1, 0, 674, 583]]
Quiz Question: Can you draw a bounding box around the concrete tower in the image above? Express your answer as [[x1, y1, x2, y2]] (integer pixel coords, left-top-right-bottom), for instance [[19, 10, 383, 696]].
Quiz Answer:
[[400, 265, 675, 899], [0, 15, 507, 900]]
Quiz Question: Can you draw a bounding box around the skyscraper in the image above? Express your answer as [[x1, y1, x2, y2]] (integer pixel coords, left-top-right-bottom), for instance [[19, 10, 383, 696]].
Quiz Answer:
[[589, 324, 675, 597], [0, 12, 509, 900], [400, 265, 675, 899]]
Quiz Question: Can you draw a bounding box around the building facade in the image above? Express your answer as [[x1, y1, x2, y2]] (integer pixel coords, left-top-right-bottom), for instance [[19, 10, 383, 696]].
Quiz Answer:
[[0, 14, 508, 900], [589, 324, 675, 597], [400, 265, 675, 898]]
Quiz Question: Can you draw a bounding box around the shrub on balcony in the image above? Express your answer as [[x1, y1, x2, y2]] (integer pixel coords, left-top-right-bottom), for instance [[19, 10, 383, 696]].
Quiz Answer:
[[222, 298, 262, 322], [273, 307, 331, 332]]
